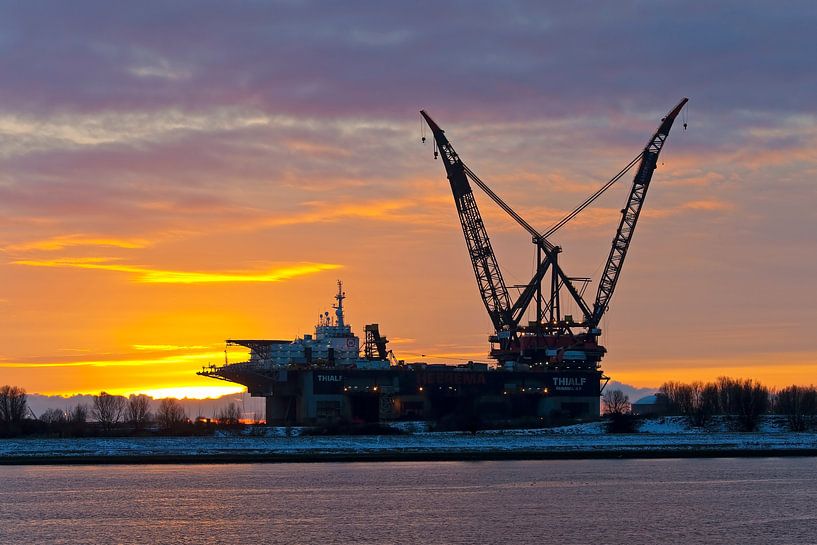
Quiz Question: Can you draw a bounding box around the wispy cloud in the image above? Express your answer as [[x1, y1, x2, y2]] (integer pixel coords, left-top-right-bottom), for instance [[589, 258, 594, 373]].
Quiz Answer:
[[0, 108, 270, 150], [0, 350, 226, 369], [128, 54, 193, 82], [11, 257, 341, 284], [6, 234, 151, 252], [263, 199, 412, 227], [643, 198, 735, 219], [255, 194, 453, 230], [132, 344, 211, 351]]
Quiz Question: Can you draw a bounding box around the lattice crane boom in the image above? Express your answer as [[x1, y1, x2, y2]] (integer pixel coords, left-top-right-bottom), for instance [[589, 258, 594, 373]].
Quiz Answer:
[[420, 110, 513, 335], [590, 98, 688, 327]]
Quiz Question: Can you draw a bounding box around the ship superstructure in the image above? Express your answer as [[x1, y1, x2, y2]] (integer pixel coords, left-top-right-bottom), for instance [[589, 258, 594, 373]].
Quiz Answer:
[[225, 281, 390, 371]]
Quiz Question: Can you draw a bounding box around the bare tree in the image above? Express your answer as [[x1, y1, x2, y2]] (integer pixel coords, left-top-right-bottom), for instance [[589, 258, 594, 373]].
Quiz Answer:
[[775, 385, 816, 432], [715, 376, 741, 415], [92, 392, 127, 430], [70, 404, 89, 424], [156, 398, 187, 431], [127, 395, 152, 430], [602, 389, 630, 416], [659, 381, 688, 415], [662, 377, 771, 430], [682, 382, 719, 427], [602, 389, 639, 433], [733, 379, 770, 432], [217, 402, 242, 426], [40, 408, 68, 425], [0, 385, 28, 424]]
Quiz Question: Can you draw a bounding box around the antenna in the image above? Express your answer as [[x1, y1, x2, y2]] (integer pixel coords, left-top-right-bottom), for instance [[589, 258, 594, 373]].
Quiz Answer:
[[333, 280, 346, 328]]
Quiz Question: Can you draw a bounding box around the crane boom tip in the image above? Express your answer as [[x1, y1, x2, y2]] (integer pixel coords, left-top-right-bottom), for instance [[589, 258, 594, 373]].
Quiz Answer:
[[666, 98, 689, 121]]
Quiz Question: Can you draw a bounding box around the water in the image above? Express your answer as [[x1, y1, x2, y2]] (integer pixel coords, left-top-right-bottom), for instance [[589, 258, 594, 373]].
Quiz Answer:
[[1, 458, 816, 544]]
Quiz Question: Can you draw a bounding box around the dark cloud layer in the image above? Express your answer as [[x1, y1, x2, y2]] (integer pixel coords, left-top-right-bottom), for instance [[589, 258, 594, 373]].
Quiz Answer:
[[1, 1, 816, 120]]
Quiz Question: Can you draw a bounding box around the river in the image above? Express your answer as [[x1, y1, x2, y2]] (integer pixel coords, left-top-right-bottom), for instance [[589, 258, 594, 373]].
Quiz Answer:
[[2, 458, 816, 544]]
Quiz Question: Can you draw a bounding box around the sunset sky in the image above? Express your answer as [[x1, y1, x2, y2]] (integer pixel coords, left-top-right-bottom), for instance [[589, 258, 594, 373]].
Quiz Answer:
[[1, 2, 815, 398]]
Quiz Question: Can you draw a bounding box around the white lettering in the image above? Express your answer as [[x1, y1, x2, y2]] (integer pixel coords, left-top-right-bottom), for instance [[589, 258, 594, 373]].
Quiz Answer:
[[552, 377, 587, 387]]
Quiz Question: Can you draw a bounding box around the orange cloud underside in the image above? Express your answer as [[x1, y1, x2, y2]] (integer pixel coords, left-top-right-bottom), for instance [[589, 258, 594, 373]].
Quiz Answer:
[[6, 234, 151, 252], [12, 258, 341, 284]]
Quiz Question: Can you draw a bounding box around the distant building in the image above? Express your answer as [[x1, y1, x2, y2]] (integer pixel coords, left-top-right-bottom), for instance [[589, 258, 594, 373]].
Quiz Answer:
[[631, 393, 670, 416]]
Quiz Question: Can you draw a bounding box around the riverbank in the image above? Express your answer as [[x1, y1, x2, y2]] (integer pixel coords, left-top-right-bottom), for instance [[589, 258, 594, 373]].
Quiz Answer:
[[3, 426, 817, 464]]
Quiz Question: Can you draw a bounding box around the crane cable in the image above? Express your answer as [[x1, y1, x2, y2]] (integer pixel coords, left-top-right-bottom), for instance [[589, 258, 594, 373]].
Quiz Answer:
[[461, 152, 641, 243], [546, 102, 689, 239], [462, 164, 556, 251], [542, 153, 641, 239]]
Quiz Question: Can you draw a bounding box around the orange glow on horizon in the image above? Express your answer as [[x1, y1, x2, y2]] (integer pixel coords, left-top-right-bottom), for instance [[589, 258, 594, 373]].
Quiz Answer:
[[609, 359, 817, 390], [117, 385, 246, 399]]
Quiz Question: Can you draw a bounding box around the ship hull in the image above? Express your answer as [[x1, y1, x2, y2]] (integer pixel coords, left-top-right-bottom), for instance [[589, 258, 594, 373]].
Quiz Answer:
[[206, 364, 602, 425]]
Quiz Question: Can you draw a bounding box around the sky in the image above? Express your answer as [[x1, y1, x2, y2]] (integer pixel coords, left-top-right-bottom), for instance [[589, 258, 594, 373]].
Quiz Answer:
[[1, 1, 816, 398]]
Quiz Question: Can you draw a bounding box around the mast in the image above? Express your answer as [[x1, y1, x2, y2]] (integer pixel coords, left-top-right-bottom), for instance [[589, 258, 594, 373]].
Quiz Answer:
[[333, 280, 346, 328]]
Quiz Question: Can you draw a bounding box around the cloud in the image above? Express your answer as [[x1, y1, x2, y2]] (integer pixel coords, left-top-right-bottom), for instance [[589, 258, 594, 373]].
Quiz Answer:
[[642, 198, 735, 220], [0, 349, 227, 369], [0, 2, 813, 123], [255, 194, 452, 230], [263, 199, 413, 227], [11, 257, 342, 284], [0, 108, 270, 153], [132, 344, 210, 351], [6, 234, 151, 251], [679, 199, 734, 212]]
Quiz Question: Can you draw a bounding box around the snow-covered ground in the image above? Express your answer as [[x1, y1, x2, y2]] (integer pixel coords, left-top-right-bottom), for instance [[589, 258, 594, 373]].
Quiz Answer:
[[543, 415, 790, 435], [2, 417, 816, 461]]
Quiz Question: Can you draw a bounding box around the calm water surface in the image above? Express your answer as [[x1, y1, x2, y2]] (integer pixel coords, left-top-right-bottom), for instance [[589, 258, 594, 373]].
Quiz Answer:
[[1, 458, 816, 544]]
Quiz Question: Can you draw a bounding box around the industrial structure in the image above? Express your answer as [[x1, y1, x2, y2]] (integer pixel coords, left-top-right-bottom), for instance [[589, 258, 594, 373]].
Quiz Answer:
[[199, 98, 688, 426]]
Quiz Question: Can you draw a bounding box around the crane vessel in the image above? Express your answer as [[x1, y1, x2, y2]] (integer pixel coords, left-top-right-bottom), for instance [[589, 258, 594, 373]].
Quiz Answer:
[[199, 98, 687, 426]]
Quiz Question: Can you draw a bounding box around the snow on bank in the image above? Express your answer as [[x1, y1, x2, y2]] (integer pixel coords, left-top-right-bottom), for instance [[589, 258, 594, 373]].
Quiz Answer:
[[2, 419, 816, 461]]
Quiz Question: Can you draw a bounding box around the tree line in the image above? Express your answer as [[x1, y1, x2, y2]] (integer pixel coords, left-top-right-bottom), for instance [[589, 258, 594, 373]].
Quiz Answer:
[[602, 377, 817, 432], [1, 385, 245, 438]]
